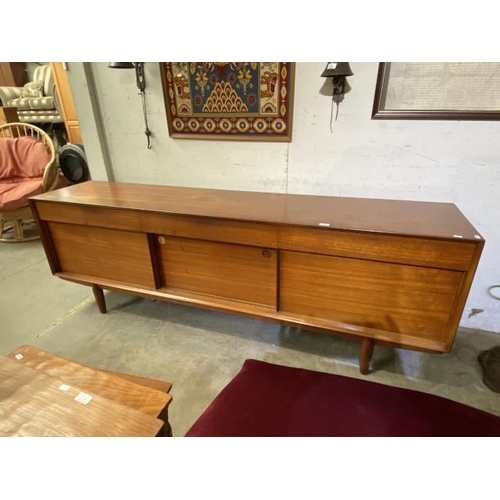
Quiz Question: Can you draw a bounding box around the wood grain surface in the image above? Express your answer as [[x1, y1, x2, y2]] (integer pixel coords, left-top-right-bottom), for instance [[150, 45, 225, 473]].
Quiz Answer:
[[6, 345, 172, 418], [0, 356, 164, 437], [48, 221, 155, 288], [279, 251, 462, 340], [158, 236, 277, 307], [31, 181, 482, 240]]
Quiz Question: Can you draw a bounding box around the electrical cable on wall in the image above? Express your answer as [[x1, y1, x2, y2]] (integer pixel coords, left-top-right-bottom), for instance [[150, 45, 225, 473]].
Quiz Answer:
[[329, 98, 338, 133], [108, 62, 152, 149], [134, 62, 152, 149], [487, 285, 500, 300]]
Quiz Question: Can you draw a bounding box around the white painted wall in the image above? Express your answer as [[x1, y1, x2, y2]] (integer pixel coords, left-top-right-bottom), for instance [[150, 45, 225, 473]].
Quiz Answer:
[[68, 62, 500, 334]]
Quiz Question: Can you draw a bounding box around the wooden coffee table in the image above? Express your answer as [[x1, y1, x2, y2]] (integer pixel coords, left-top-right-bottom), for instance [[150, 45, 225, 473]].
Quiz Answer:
[[0, 345, 173, 437]]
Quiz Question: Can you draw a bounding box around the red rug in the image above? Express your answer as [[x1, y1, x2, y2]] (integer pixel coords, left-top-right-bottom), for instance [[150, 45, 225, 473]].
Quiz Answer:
[[185, 359, 500, 437]]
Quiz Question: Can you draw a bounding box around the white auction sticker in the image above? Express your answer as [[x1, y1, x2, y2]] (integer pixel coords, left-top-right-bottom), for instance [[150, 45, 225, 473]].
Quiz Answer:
[[59, 384, 71, 392], [75, 392, 93, 405], [15, 354, 23, 360]]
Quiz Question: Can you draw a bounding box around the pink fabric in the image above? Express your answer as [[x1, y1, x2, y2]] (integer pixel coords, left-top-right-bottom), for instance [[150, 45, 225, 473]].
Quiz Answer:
[[0, 136, 50, 180], [0, 135, 52, 210], [0, 180, 43, 210]]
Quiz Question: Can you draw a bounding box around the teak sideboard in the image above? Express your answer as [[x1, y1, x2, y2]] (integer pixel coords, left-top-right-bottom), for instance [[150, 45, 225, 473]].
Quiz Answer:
[[30, 181, 484, 374]]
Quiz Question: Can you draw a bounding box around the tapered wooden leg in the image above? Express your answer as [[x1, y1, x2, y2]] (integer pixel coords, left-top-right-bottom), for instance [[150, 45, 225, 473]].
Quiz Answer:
[[359, 337, 375, 375], [92, 284, 107, 314]]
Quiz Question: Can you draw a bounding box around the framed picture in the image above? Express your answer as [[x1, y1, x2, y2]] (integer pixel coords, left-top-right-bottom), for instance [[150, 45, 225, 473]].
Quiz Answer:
[[160, 62, 295, 141], [372, 62, 500, 120]]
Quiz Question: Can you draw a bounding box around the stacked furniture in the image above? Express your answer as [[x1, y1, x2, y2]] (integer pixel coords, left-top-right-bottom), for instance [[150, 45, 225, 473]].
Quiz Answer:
[[1, 345, 173, 437]]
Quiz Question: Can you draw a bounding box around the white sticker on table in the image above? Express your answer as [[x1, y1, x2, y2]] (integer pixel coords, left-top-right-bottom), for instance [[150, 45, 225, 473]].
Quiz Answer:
[[75, 392, 93, 405]]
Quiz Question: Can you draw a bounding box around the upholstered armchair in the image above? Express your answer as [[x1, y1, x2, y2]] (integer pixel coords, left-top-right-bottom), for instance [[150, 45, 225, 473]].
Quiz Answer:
[[0, 64, 63, 124]]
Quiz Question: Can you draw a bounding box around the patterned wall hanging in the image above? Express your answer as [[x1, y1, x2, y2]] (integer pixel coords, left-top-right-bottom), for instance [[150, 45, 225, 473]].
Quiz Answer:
[[160, 62, 295, 142]]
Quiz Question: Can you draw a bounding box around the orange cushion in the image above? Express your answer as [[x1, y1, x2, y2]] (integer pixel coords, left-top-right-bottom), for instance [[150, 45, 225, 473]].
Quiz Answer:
[[0, 136, 50, 180], [0, 179, 43, 210]]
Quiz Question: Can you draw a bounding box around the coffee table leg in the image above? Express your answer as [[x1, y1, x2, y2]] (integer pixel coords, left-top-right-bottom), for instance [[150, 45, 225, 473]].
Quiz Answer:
[[92, 285, 107, 314], [157, 406, 173, 437], [359, 337, 375, 375], [163, 421, 173, 437]]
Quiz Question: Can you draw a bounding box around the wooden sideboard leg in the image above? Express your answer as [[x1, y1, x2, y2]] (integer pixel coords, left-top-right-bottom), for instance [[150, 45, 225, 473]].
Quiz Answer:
[[92, 285, 107, 314], [359, 337, 375, 375]]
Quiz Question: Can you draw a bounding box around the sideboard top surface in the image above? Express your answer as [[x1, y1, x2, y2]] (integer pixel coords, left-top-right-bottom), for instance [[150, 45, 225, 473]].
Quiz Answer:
[[31, 181, 482, 241]]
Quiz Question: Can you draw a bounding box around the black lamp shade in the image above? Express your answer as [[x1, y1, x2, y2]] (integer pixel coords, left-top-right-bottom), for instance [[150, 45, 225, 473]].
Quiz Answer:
[[321, 62, 353, 78], [108, 62, 135, 69]]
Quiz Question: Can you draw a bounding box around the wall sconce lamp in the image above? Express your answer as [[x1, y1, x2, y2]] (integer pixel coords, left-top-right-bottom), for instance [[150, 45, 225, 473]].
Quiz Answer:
[[321, 62, 353, 128], [108, 62, 152, 149]]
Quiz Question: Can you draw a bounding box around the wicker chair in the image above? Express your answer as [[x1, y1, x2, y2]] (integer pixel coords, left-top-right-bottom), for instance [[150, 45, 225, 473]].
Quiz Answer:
[[0, 122, 59, 242]]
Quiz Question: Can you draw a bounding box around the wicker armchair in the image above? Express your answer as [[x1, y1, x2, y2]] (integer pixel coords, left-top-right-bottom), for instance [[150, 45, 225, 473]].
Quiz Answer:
[[0, 122, 61, 242]]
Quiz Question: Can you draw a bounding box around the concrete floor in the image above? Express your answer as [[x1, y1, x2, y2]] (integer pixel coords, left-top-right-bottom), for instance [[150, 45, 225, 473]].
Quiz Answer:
[[1, 234, 500, 436]]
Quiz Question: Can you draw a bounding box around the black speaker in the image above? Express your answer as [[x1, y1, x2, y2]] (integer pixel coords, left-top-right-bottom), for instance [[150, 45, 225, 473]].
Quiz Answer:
[[59, 143, 90, 184]]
